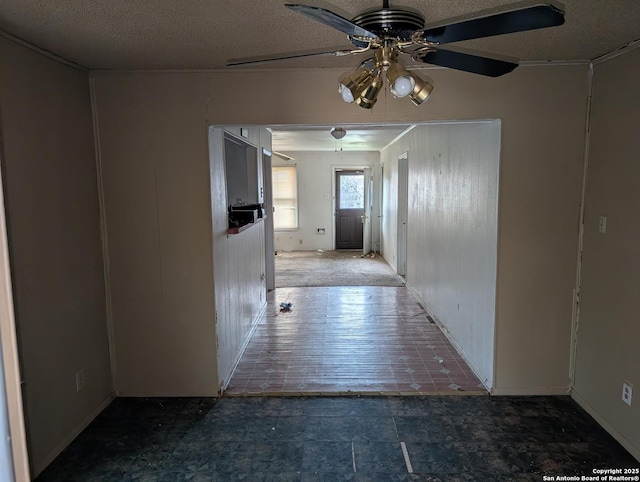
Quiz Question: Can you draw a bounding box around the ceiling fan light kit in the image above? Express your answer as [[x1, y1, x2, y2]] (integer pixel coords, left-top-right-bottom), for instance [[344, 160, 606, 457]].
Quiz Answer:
[[409, 75, 434, 106], [338, 68, 374, 103], [227, 1, 565, 110], [338, 45, 433, 109], [330, 127, 347, 139], [356, 74, 384, 109], [386, 62, 415, 98]]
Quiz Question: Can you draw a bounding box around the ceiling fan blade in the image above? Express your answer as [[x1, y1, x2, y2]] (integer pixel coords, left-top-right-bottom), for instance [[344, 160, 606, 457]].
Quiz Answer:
[[421, 1, 565, 44], [418, 48, 519, 77], [227, 46, 358, 67], [285, 4, 379, 39]]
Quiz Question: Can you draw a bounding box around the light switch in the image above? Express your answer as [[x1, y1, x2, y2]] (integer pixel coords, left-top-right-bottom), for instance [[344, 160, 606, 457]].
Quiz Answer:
[[323, 193, 329, 200], [598, 216, 607, 234]]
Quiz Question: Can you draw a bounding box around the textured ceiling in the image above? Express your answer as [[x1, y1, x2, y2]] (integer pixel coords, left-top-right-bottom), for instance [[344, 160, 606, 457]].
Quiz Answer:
[[3, 1, 637, 153], [0, 1, 639, 70]]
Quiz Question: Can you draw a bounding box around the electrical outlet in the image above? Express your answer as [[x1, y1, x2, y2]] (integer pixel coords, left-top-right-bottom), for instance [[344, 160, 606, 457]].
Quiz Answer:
[[76, 369, 85, 392], [599, 216, 607, 233], [622, 382, 633, 406]]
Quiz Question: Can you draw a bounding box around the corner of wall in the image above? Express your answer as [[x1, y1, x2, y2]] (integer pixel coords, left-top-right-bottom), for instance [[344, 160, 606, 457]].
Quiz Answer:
[[89, 72, 117, 393]]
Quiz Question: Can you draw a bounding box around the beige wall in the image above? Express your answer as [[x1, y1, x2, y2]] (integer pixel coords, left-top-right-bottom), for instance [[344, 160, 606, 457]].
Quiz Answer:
[[92, 64, 588, 396], [381, 153, 400, 271], [272, 151, 379, 252], [382, 122, 501, 388], [204, 64, 589, 393], [0, 38, 113, 476], [572, 47, 640, 459], [92, 73, 217, 396], [1, 61, 585, 473], [2, 30, 636, 474], [91, 74, 272, 397]]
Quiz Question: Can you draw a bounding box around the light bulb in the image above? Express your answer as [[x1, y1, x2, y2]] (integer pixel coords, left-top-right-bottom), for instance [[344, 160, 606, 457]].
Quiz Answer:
[[391, 75, 415, 98], [340, 85, 355, 103]]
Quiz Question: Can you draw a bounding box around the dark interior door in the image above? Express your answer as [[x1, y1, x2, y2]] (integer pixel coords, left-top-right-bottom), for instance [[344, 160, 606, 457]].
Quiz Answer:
[[335, 170, 364, 250]]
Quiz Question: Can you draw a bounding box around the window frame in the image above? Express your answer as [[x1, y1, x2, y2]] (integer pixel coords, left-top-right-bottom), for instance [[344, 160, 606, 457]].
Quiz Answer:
[[272, 165, 299, 231]]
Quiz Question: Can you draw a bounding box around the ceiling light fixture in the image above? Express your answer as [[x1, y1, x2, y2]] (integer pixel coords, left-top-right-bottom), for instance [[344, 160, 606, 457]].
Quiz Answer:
[[408, 75, 433, 106], [330, 127, 347, 139], [338, 68, 373, 104], [386, 62, 415, 98], [356, 73, 383, 109], [337, 46, 433, 110], [229, 2, 566, 112]]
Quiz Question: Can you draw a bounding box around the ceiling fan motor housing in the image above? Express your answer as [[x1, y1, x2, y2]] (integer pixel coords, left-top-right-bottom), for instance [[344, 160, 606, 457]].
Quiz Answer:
[[349, 7, 425, 47]]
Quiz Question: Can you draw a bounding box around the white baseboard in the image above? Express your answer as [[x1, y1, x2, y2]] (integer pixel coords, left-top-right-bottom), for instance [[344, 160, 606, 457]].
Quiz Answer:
[[33, 391, 116, 477], [218, 301, 267, 395], [404, 283, 491, 391], [572, 390, 640, 462], [491, 386, 571, 396]]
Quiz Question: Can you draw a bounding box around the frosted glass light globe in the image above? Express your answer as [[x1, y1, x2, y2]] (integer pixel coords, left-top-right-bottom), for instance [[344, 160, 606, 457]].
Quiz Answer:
[[340, 85, 355, 103], [391, 76, 414, 98]]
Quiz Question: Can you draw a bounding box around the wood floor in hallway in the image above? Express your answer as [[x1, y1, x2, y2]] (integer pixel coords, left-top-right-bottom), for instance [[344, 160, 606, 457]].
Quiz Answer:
[[225, 286, 486, 396]]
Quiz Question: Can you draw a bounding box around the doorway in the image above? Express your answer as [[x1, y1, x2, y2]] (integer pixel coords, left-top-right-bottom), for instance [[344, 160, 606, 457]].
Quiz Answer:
[[262, 149, 275, 291], [334, 169, 364, 250], [397, 153, 408, 277], [224, 123, 492, 396]]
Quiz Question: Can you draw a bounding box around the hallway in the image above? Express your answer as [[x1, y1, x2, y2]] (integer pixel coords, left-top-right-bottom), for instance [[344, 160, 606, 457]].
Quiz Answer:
[[225, 286, 485, 396]]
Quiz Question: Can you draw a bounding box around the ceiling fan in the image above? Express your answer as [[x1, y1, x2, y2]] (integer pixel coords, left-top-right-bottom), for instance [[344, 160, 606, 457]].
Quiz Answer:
[[227, 1, 565, 109]]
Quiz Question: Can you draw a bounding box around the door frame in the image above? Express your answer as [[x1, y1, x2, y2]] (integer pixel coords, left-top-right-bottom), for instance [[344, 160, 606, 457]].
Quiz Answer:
[[397, 152, 409, 277], [0, 165, 30, 480], [261, 149, 275, 291], [331, 165, 368, 250], [362, 167, 373, 256]]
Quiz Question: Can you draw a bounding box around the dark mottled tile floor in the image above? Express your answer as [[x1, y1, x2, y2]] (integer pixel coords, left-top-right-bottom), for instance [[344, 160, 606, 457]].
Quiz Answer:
[[36, 396, 638, 481]]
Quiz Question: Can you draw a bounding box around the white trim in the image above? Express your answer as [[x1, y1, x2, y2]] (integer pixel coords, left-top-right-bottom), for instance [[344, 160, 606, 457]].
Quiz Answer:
[[405, 284, 490, 392], [0, 30, 86, 71], [32, 392, 115, 478], [396, 153, 408, 277], [491, 387, 571, 396], [492, 119, 503, 394], [382, 126, 414, 151], [91, 60, 593, 75], [89, 74, 118, 394], [218, 302, 266, 395], [272, 164, 300, 231], [592, 39, 640, 65], [91, 67, 352, 74], [572, 390, 640, 462], [569, 64, 594, 387], [81, 52, 639, 76], [0, 160, 30, 480]]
